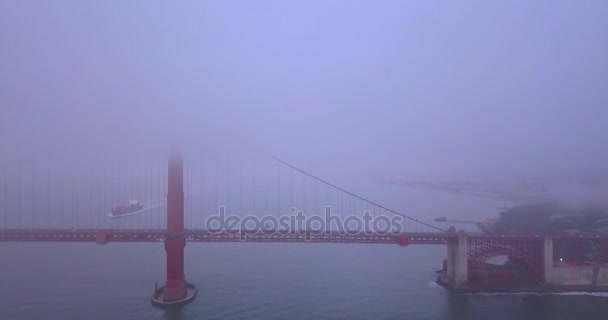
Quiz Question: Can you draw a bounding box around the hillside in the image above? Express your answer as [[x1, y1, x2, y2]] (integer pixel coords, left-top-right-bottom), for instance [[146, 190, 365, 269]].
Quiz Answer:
[[481, 203, 608, 235]]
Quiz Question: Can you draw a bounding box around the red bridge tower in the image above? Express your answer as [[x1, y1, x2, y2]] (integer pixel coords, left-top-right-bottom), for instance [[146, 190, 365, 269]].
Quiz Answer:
[[151, 152, 197, 307]]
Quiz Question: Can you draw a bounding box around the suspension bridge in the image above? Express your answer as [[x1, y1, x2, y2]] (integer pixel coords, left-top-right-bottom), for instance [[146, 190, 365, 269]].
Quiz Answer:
[[1, 148, 608, 306]]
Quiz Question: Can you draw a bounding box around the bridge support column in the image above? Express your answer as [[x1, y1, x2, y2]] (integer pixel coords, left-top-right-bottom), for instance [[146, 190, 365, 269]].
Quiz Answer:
[[543, 236, 553, 285], [164, 152, 187, 301], [152, 152, 197, 307], [454, 230, 469, 287], [446, 227, 456, 282], [446, 227, 468, 288]]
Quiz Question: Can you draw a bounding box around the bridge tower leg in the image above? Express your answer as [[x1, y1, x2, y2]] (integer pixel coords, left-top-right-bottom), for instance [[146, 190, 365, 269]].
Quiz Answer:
[[152, 152, 197, 307], [446, 227, 456, 282], [454, 230, 468, 287], [446, 227, 468, 288], [164, 152, 187, 301]]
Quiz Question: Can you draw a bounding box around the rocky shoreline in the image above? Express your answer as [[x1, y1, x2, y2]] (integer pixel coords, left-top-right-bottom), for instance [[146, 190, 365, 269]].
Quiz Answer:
[[436, 270, 608, 294]]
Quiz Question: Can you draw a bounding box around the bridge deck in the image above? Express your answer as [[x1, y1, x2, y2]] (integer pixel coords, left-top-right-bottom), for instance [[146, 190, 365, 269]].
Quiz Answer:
[[0, 229, 447, 245], [1, 229, 607, 245]]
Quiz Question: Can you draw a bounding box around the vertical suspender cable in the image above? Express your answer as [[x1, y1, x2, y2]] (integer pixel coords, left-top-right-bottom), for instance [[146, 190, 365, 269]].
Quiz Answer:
[[252, 160, 255, 216], [339, 189, 342, 221], [89, 165, 92, 229], [84, 168, 88, 228], [119, 161, 122, 230], [325, 183, 328, 224], [83, 166, 86, 228], [3, 169, 6, 229], [46, 165, 50, 229], [239, 160, 243, 217], [213, 168, 216, 218], [17, 165, 21, 228], [190, 163, 194, 228], [32, 161, 36, 228], [184, 164, 187, 229], [314, 180, 318, 216], [75, 166, 79, 228], [99, 164, 102, 229], [149, 159, 153, 229], [83, 165, 86, 229], [159, 159, 163, 230], [226, 160, 230, 217], [360, 200, 363, 228], [200, 163, 203, 228], [201, 161, 207, 226], [115, 160, 119, 229], [91, 167, 95, 229], [156, 158, 159, 230], [277, 162, 281, 217], [71, 166, 75, 228], [130, 160, 134, 229], [185, 164, 188, 229], [265, 159, 268, 216], [60, 163, 64, 228], [137, 161, 141, 229]]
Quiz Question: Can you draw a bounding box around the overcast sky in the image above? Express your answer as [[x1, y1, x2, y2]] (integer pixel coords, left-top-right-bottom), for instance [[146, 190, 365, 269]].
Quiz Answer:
[[1, 1, 607, 180]]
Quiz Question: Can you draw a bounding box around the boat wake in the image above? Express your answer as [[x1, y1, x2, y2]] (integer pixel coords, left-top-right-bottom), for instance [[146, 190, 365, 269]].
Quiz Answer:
[[106, 200, 164, 218], [107, 193, 193, 218]]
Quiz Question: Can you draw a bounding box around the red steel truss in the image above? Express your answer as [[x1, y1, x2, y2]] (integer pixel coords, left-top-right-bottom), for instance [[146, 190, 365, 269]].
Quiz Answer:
[[467, 235, 545, 283]]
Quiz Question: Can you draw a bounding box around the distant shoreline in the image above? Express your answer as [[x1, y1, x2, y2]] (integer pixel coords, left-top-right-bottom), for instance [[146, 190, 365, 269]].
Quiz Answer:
[[383, 180, 534, 205]]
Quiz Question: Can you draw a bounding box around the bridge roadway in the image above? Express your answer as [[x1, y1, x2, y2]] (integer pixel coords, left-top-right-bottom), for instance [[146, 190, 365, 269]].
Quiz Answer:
[[1, 229, 607, 245], [0, 229, 447, 244]]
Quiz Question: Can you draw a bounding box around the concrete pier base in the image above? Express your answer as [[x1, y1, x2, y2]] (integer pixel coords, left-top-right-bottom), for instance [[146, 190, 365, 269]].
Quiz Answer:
[[151, 282, 198, 308]]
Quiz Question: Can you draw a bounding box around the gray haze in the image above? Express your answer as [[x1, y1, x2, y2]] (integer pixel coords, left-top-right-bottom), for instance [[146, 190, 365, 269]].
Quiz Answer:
[[2, 1, 607, 181]]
